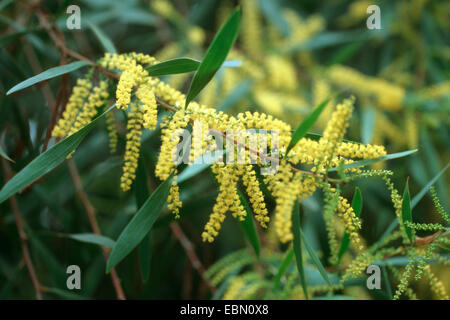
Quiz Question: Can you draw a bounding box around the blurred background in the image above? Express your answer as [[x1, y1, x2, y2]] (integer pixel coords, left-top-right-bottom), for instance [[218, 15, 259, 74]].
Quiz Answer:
[[0, 0, 448, 299]]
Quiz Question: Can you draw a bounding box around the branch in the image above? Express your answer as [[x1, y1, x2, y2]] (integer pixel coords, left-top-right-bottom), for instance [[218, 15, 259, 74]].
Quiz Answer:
[[1, 158, 43, 300], [67, 159, 126, 300], [169, 222, 216, 294]]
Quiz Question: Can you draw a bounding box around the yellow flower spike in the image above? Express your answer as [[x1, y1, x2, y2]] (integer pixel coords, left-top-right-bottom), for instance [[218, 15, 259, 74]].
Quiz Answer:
[[105, 110, 118, 154], [336, 196, 364, 252], [136, 82, 158, 129], [52, 77, 92, 138], [242, 165, 269, 227], [328, 65, 405, 111], [155, 108, 189, 181], [424, 265, 449, 300], [241, 0, 263, 61], [265, 55, 298, 91], [120, 104, 144, 192], [167, 179, 182, 218]]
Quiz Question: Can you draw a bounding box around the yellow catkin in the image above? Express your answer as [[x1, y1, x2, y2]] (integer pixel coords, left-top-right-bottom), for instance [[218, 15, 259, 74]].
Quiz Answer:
[[105, 110, 118, 154], [242, 165, 269, 227], [336, 196, 364, 251], [52, 77, 92, 138], [328, 65, 405, 111], [241, 0, 263, 61], [120, 104, 143, 192], [136, 81, 158, 129], [424, 265, 449, 300], [313, 78, 334, 129], [167, 180, 182, 218], [97, 53, 388, 245], [67, 80, 109, 137], [265, 55, 298, 91], [155, 108, 189, 181]]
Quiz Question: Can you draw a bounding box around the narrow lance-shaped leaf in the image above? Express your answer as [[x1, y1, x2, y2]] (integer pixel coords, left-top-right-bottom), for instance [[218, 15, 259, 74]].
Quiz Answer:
[[0, 145, 14, 162], [146, 58, 200, 76], [299, 228, 331, 286], [7, 61, 92, 95], [286, 97, 331, 155], [237, 189, 260, 257], [136, 157, 152, 282], [88, 22, 117, 54], [272, 248, 294, 290], [106, 176, 173, 273], [402, 179, 414, 243], [0, 105, 114, 205], [185, 8, 241, 107], [291, 201, 309, 299], [67, 233, 115, 248], [337, 187, 362, 262], [328, 149, 418, 172], [411, 162, 450, 208]]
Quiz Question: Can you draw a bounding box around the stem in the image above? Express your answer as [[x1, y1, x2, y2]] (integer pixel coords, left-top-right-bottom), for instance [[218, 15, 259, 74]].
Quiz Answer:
[[169, 222, 216, 294], [68, 159, 126, 300], [1, 158, 43, 300]]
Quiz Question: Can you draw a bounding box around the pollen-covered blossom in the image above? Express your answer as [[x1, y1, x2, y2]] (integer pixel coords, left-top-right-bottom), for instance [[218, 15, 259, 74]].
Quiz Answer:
[[52, 77, 92, 138], [120, 104, 143, 192], [202, 164, 246, 243], [136, 81, 158, 129], [335, 196, 364, 251], [167, 180, 182, 218]]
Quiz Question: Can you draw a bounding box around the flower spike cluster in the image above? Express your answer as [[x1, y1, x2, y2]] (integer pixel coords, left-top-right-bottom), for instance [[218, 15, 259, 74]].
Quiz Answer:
[[56, 52, 387, 246]]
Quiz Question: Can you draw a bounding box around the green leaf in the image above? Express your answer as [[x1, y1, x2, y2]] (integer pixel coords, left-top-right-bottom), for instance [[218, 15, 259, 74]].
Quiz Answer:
[[0, 105, 113, 205], [106, 176, 172, 273], [286, 98, 331, 155], [7, 61, 92, 95], [67, 233, 115, 248], [272, 248, 294, 290], [237, 189, 260, 257], [328, 149, 418, 172], [135, 157, 151, 282], [291, 201, 308, 299], [337, 187, 362, 262], [88, 22, 117, 54], [411, 162, 450, 208], [146, 58, 200, 76], [299, 227, 331, 286], [0, 145, 13, 162], [185, 7, 241, 107], [402, 179, 414, 243]]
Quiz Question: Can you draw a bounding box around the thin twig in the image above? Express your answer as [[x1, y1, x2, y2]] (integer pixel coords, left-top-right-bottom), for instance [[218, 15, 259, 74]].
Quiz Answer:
[[169, 222, 216, 294], [1, 158, 43, 300], [67, 159, 126, 300]]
